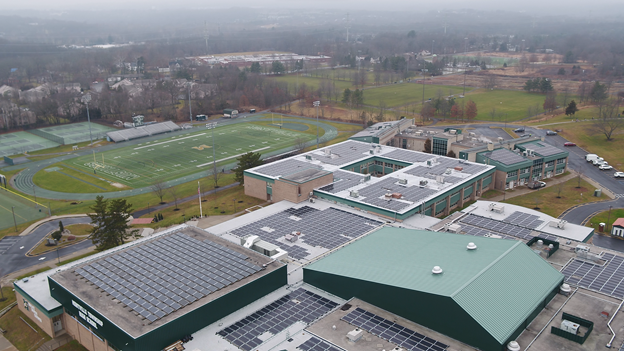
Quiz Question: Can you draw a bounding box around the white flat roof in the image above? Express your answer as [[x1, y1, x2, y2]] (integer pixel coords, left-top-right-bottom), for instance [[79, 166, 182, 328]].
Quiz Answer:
[[462, 201, 593, 242]]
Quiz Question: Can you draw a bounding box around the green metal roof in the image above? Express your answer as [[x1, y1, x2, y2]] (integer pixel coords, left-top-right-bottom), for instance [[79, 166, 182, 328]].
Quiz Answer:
[[306, 227, 563, 344]]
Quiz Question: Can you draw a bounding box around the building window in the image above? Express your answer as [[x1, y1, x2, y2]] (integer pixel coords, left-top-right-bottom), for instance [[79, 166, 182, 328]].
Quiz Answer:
[[402, 139, 407, 149], [384, 162, 394, 168], [557, 158, 566, 164], [395, 165, 404, 170], [507, 170, 518, 178], [432, 139, 447, 156], [520, 167, 530, 174], [545, 161, 554, 168], [374, 160, 384, 166], [556, 168, 564, 175]]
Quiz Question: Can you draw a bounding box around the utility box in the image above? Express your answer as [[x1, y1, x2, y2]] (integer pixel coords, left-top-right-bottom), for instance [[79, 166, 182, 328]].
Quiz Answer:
[[561, 320, 580, 334], [347, 328, 364, 342], [594, 189, 602, 197]]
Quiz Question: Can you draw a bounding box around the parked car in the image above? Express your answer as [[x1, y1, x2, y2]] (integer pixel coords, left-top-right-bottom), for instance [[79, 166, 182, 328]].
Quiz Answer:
[[546, 130, 558, 136], [528, 181, 546, 189], [520, 134, 531, 137], [599, 164, 613, 170], [614, 172, 624, 178], [514, 127, 525, 133], [593, 159, 607, 166], [563, 142, 576, 146], [586, 154, 600, 162]]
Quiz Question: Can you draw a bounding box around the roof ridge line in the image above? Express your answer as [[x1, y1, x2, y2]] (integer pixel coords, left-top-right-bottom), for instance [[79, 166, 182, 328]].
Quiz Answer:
[[450, 240, 522, 298]]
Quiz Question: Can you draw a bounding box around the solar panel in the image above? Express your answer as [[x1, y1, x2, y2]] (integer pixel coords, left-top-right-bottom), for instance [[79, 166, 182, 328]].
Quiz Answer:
[[459, 214, 556, 241], [484, 148, 527, 166], [298, 336, 345, 351], [253, 159, 323, 177], [561, 253, 624, 298], [342, 307, 449, 351], [217, 289, 339, 351], [75, 232, 261, 323], [230, 206, 383, 260]]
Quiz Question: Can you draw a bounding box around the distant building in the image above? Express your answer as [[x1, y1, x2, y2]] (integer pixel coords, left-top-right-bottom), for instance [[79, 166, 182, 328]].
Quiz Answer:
[[349, 119, 413, 145], [613, 219, 624, 237]]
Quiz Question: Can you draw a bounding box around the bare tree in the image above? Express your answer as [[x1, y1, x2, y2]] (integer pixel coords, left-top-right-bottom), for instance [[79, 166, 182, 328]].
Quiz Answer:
[[556, 181, 564, 198], [168, 185, 180, 210], [592, 99, 623, 141], [576, 167, 583, 189], [483, 75, 497, 90], [207, 166, 222, 189], [151, 179, 167, 204], [294, 137, 307, 153]]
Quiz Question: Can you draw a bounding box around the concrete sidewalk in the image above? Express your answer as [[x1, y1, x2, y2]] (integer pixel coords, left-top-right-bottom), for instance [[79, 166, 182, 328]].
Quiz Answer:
[[0, 335, 17, 351]]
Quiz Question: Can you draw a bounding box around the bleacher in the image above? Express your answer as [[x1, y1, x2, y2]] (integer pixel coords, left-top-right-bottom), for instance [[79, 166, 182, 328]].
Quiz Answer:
[[106, 121, 181, 142]]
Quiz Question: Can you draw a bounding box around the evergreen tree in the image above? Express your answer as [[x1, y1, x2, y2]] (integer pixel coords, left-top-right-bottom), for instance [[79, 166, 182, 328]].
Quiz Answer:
[[424, 138, 432, 153], [59, 221, 64, 233], [233, 152, 263, 184], [250, 62, 261, 73], [590, 81, 608, 102], [88, 196, 138, 250], [565, 100, 579, 116], [342, 89, 352, 104]]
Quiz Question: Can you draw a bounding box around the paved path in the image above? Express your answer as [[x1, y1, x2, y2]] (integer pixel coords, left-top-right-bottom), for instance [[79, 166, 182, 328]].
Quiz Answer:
[[8, 115, 340, 201], [0, 216, 92, 277], [0, 335, 18, 351]]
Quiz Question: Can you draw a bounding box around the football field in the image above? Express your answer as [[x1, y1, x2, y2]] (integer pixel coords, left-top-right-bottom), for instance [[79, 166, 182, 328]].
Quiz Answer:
[[65, 123, 315, 188]]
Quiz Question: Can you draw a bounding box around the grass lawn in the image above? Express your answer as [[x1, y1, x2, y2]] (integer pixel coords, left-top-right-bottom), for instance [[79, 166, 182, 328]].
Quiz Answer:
[[272, 74, 354, 93], [529, 106, 599, 125], [548, 121, 624, 168], [0, 307, 51, 351], [16, 267, 52, 280], [64, 223, 93, 236], [53, 340, 89, 351], [33, 165, 123, 193], [502, 177, 608, 217], [587, 208, 624, 234], [0, 286, 16, 310], [503, 128, 519, 138], [465, 89, 550, 122], [29, 231, 90, 256], [139, 185, 265, 228], [363, 83, 465, 107], [481, 189, 503, 199]]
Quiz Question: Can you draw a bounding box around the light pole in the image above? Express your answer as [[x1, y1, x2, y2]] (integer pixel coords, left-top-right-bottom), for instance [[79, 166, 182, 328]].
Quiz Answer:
[[11, 206, 17, 232], [187, 82, 193, 123], [81, 94, 93, 145], [607, 205, 613, 233], [33, 185, 37, 209], [208, 122, 218, 178], [313, 101, 320, 148]]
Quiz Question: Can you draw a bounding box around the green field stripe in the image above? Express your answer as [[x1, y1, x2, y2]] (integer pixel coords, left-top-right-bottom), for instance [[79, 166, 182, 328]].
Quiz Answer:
[[195, 146, 271, 168]]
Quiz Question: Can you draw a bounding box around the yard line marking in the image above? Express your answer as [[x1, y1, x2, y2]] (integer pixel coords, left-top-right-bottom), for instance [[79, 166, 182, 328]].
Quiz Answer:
[[134, 133, 206, 150], [195, 147, 271, 168]]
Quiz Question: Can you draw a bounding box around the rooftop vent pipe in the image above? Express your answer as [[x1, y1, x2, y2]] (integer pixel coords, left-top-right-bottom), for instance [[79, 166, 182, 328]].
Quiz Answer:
[[467, 242, 477, 250], [432, 266, 443, 274]]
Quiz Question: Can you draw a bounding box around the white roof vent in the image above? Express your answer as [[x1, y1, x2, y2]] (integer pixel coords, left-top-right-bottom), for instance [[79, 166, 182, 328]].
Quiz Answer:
[[432, 266, 443, 274], [507, 341, 521, 351], [467, 242, 477, 250]]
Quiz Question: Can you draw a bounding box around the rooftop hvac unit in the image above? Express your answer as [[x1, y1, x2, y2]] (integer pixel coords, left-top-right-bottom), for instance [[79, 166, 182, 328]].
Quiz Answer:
[[384, 193, 393, 199], [560, 320, 580, 335], [324, 148, 332, 156], [454, 166, 464, 171], [469, 132, 476, 137], [445, 168, 452, 175], [285, 234, 298, 242], [549, 219, 567, 229], [305, 155, 312, 160], [417, 130, 423, 134], [427, 160, 433, 166], [436, 175, 445, 184], [398, 179, 408, 185], [575, 245, 590, 253], [488, 203, 505, 214], [523, 151, 528, 156], [497, 137, 504, 142], [419, 180, 428, 187], [370, 149, 374, 154], [445, 223, 462, 233], [364, 174, 371, 182], [471, 137, 477, 142], [347, 328, 364, 342], [449, 129, 457, 134], [527, 149, 534, 156], [350, 190, 359, 198], [309, 198, 315, 203]]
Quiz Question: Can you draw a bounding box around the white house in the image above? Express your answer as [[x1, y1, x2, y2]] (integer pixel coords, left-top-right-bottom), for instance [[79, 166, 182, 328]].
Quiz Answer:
[[612, 218, 624, 237]]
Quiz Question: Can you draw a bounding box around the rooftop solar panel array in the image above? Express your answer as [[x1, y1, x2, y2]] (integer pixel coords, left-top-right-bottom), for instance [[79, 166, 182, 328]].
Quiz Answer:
[[562, 253, 624, 298], [459, 214, 556, 241], [253, 159, 322, 177], [484, 148, 527, 166], [298, 337, 345, 351], [230, 206, 382, 260], [531, 142, 565, 157], [312, 142, 371, 166], [75, 233, 261, 323], [217, 289, 339, 351], [357, 177, 437, 212], [502, 211, 544, 229], [342, 307, 449, 351], [318, 170, 366, 194], [382, 149, 433, 163], [460, 224, 516, 241]]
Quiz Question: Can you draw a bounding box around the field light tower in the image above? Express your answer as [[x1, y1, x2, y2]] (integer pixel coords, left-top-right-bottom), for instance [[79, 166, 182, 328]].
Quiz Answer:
[[313, 101, 320, 148], [187, 82, 193, 123], [81, 93, 93, 145]]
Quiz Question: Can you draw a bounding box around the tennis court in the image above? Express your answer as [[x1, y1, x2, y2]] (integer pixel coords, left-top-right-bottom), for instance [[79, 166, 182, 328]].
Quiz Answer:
[[0, 131, 60, 158], [0, 187, 48, 230], [65, 122, 315, 188], [30, 122, 115, 145]]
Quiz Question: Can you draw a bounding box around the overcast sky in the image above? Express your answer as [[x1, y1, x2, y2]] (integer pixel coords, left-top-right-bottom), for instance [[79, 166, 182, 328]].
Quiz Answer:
[[5, 0, 624, 13]]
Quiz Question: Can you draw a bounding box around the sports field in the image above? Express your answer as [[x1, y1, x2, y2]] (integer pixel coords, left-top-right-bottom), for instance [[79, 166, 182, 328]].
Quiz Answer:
[[0, 131, 60, 158], [61, 122, 316, 188], [464, 89, 552, 122], [32, 122, 115, 145], [363, 83, 466, 107], [0, 187, 48, 230]]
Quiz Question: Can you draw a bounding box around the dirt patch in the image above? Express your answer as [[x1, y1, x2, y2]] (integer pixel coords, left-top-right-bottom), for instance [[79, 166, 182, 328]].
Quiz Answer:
[[573, 187, 588, 192], [110, 182, 127, 188]]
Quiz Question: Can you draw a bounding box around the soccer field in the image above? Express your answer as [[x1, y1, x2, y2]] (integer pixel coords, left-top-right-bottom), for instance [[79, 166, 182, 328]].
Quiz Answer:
[[65, 123, 316, 188]]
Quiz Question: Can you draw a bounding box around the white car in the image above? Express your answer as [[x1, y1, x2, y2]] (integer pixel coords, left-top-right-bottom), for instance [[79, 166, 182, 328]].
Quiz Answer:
[[615, 172, 624, 178], [599, 164, 613, 170]]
